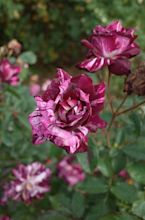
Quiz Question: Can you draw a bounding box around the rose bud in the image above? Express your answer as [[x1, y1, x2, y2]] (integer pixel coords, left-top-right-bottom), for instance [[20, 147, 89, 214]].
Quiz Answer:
[[118, 169, 130, 180]]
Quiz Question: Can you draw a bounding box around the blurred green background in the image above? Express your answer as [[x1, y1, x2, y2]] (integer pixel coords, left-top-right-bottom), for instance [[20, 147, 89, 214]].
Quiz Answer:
[[1, 0, 145, 73]]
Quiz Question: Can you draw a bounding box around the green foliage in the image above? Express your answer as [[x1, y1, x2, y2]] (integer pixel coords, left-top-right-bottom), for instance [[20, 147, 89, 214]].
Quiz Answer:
[[1, 0, 145, 66], [19, 51, 37, 65]]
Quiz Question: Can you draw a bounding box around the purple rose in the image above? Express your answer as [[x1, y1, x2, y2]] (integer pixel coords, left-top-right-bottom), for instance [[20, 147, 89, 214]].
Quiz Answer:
[[29, 68, 106, 154], [0, 59, 21, 85], [78, 20, 140, 75], [57, 156, 85, 186], [0, 216, 11, 220], [1, 162, 51, 203]]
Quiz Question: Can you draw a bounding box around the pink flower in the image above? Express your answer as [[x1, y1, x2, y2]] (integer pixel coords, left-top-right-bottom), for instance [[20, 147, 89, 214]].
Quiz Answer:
[[57, 156, 85, 186], [0, 216, 11, 220], [0, 59, 21, 85], [78, 20, 140, 75], [29, 83, 41, 96], [29, 68, 106, 154], [2, 162, 51, 203]]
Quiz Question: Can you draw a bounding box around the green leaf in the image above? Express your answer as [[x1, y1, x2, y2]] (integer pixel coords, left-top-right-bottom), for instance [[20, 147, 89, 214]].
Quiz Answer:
[[5, 84, 21, 98], [111, 182, 138, 203], [76, 152, 91, 173], [128, 162, 145, 184], [71, 192, 85, 218], [85, 195, 113, 220], [97, 157, 113, 177], [49, 194, 71, 215], [17, 114, 31, 130], [129, 112, 141, 136], [77, 177, 108, 194], [132, 200, 145, 219], [122, 142, 145, 160], [19, 51, 37, 64], [110, 149, 126, 173], [38, 211, 68, 220], [99, 214, 140, 220]]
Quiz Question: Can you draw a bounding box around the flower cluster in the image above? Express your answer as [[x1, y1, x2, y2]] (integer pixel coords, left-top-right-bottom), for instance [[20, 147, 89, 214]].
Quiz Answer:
[[29, 68, 106, 154], [2, 162, 51, 203], [79, 20, 139, 75], [27, 20, 141, 154], [57, 156, 85, 186], [0, 59, 21, 86]]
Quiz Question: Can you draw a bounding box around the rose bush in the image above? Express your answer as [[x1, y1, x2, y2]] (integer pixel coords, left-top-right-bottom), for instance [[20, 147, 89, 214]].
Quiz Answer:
[[2, 19, 145, 220]]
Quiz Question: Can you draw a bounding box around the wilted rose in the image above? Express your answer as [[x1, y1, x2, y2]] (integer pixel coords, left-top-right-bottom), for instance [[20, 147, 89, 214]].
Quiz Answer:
[[78, 20, 140, 75], [29, 68, 106, 154], [124, 62, 145, 96], [0, 59, 21, 85], [57, 156, 85, 186], [1, 162, 51, 203]]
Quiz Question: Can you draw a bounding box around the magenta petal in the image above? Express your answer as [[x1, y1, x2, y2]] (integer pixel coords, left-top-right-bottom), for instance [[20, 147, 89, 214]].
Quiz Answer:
[[79, 57, 105, 72], [109, 59, 131, 75], [72, 74, 94, 95], [107, 20, 122, 32], [86, 115, 107, 132], [92, 82, 106, 112], [47, 125, 88, 154], [122, 43, 140, 57]]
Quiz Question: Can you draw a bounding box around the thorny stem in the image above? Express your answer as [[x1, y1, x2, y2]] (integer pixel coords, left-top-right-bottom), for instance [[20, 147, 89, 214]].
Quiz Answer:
[[103, 128, 111, 148], [107, 72, 114, 114], [108, 94, 128, 130], [117, 99, 145, 116]]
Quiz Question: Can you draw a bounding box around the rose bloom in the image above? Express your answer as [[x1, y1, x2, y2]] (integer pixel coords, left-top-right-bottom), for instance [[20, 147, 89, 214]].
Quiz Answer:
[[57, 156, 85, 186], [78, 20, 140, 75], [0, 216, 11, 220], [0, 59, 21, 85], [29, 68, 106, 154], [2, 162, 51, 203]]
